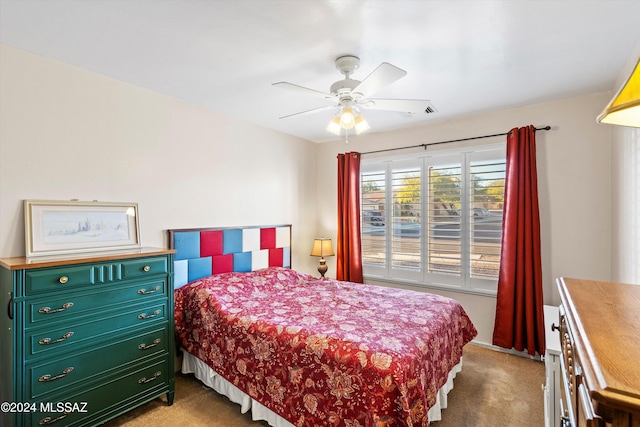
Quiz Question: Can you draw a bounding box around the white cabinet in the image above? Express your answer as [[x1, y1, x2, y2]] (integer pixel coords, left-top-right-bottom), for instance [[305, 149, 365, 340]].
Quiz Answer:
[[543, 305, 561, 427]]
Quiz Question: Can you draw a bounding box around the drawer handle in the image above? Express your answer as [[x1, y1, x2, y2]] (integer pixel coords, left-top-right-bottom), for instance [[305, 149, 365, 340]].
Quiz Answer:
[[551, 323, 560, 332], [138, 309, 161, 320], [143, 265, 151, 272], [39, 331, 74, 345], [138, 286, 161, 295], [39, 302, 74, 314], [39, 367, 74, 382], [39, 413, 69, 425], [138, 371, 162, 384], [58, 276, 69, 284], [139, 338, 161, 350], [7, 295, 12, 320]]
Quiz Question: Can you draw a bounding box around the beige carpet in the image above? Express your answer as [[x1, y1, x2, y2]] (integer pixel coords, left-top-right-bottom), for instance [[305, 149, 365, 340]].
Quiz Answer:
[[430, 344, 544, 426], [102, 344, 544, 426]]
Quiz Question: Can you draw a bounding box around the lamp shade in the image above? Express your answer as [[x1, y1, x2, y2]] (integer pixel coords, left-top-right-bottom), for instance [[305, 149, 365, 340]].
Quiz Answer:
[[310, 238, 335, 257], [597, 59, 640, 128]]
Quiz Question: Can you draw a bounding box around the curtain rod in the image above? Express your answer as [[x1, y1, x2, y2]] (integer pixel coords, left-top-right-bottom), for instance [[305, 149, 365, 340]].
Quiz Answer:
[[360, 125, 551, 156]]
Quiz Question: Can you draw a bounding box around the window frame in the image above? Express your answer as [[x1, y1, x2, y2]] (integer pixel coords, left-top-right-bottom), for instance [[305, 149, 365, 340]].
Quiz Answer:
[[360, 143, 505, 296]]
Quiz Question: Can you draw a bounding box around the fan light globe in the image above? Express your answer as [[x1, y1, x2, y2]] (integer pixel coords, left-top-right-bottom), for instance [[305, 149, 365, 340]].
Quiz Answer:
[[339, 108, 355, 129], [355, 115, 370, 134], [326, 116, 342, 135]]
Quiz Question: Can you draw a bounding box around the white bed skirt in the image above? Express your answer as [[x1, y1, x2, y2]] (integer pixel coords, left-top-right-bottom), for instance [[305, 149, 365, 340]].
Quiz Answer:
[[181, 349, 462, 425]]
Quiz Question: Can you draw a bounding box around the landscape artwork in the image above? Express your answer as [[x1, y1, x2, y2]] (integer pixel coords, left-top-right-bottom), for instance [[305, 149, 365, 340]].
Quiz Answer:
[[42, 210, 132, 245], [25, 200, 140, 257]]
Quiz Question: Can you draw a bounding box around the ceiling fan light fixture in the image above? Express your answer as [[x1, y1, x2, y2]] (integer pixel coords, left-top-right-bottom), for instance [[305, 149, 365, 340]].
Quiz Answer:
[[326, 116, 342, 135], [355, 114, 370, 135], [275, 55, 432, 139], [327, 108, 370, 136]]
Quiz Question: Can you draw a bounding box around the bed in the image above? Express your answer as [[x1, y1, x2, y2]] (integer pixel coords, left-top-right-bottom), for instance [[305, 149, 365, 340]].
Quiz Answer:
[[169, 225, 477, 426]]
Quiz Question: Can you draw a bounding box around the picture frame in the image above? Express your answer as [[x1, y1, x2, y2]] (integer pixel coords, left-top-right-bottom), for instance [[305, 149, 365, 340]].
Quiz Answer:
[[24, 200, 141, 257]]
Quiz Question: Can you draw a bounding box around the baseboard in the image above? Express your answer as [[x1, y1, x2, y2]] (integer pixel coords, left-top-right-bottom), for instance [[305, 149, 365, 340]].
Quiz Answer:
[[470, 339, 542, 361]]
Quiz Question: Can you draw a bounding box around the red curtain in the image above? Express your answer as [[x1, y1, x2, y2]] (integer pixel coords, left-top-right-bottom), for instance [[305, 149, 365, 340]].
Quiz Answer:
[[336, 152, 363, 283], [492, 125, 546, 356]]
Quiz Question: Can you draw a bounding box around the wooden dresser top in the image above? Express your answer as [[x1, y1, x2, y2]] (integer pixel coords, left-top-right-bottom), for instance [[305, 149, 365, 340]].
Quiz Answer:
[[0, 247, 175, 270], [558, 277, 640, 415]]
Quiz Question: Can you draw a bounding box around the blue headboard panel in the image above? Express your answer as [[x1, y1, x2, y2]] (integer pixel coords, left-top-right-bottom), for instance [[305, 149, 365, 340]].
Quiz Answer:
[[168, 224, 292, 288]]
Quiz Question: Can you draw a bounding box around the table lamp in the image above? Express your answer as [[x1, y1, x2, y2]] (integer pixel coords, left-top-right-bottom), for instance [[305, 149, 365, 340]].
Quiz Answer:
[[310, 238, 334, 277]]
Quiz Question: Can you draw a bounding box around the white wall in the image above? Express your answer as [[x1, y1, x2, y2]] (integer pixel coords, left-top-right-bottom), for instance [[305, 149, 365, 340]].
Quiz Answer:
[[0, 44, 320, 274], [316, 93, 613, 344], [609, 49, 640, 285], [611, 126, 640, 283]]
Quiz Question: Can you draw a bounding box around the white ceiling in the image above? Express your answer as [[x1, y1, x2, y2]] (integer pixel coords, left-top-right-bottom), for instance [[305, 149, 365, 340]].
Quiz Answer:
[[1, 0, 639, 143]]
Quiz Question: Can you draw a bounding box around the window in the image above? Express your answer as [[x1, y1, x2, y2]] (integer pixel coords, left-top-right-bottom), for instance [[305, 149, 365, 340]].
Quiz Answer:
[[361, 144, 505, 294]]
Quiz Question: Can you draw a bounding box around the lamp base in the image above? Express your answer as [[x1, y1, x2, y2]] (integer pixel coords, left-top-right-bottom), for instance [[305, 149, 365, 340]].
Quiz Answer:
[[317, 258, 328, 277]]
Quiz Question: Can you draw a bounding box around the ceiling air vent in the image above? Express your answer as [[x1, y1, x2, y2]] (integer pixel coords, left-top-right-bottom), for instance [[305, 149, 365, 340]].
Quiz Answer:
[[399, 104, 436, 118]]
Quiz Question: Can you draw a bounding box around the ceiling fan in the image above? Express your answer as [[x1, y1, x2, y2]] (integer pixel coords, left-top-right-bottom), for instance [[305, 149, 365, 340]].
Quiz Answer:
[[273, 55, 435, 136]]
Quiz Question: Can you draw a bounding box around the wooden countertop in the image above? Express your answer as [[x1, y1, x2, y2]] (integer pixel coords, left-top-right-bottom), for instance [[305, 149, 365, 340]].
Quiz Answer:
[[557, 277, 640, 417], [0, 247, 175, 270]]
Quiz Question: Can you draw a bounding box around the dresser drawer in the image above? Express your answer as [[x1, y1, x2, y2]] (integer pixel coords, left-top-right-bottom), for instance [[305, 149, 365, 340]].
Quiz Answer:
[[27, 301, 167, 359], [24, 256, 168, 296], [27, 326, 168, 399], [25, 265, 93, 295], [26, 278, 167, 328], [26, 357, 170, 427], [122, 257, 169, 279]]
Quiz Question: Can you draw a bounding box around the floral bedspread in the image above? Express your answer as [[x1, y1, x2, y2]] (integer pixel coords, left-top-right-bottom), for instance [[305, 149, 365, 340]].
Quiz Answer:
[[174, 267, 477, 426]]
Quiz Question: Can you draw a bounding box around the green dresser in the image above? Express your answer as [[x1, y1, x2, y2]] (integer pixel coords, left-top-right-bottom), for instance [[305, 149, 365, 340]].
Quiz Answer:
[[0, 248, 175, 426]]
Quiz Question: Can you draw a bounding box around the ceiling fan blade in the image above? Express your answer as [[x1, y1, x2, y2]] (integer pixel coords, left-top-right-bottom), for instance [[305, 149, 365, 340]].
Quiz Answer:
[[278, 105, 337, 120], [352, 63, 407, 98], [361, 99, 435, 115], [272, 82, 334, 100]]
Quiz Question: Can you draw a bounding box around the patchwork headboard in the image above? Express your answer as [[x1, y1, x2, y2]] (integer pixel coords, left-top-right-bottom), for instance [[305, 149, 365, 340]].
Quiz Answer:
[[168, 224, 292, 289]]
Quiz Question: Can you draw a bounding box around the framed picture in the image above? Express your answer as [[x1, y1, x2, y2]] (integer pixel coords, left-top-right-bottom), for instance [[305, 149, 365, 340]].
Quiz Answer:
[[24, 200, 141, 257]]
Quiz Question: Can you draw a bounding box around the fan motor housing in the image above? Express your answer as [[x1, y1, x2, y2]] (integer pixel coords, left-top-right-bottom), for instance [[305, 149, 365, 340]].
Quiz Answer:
[[330, 78, 361, 96]]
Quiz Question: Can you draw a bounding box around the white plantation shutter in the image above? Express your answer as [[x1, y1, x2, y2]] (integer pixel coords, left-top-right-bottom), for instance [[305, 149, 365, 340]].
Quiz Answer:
[[426, 160, 463, 284], [390, 159, 421, 280], [467, 150, 506, 291], [361, 165, 387, 271], [361, 145, 505, 294]]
